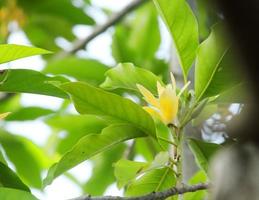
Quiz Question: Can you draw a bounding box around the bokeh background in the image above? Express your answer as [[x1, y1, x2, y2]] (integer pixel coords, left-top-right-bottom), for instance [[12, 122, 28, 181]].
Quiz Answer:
[[0, 0, 242, 199]]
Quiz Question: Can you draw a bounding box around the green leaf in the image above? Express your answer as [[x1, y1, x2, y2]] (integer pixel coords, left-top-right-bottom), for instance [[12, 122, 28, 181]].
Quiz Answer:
[[0, 131, 50, 188], [0, 44, 51, 64], [127, 4, 161, 61], [112, 25, 135, 64], [46, 114, 108, 134], [195, 23, 242, 101], [0, 94, 20, 113], [156, 121, 170, 150], [112, 4, 160, 66], [60, 81, 156, 138], [114, 159, 148, 189], [0, 149, 7, 165], [44, 57, 108, 85], [0, 188, 37, 200], [20, 0, 94, 51], [149, 151, 169, 169], [18, 0, 94, 25], [114, 152, 169, 189], [153, 0, 199, 78], [214, 83, 249, 103], [46, 114, 108, 154], [189, 170, 207, 184], [44, 124, 146, 186], [0, 162, 30, 192], [5, 106, 54, 121], [24, 15, 75, 51], [195, 0, 211, 40], [192, 104, 218, 126], [200, 51, 242, 100], [188, 138, 220, 172], [84, 144, 126, 195], [184, 170, 207, 200], [135, 137, 162, 162], [195, 24, 226, 100], [126, 167, 176, 196], [111, 13, 168, 81], [0, 69, 69, 98], [101, 63, 163, 95]]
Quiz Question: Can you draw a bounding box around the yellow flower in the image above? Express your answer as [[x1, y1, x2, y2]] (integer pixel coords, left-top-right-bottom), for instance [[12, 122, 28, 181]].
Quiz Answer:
[[137, 73, 190, 125]]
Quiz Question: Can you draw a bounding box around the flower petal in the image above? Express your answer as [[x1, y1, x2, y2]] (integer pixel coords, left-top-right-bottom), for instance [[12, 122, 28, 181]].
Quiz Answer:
[[137, 84, 159, 107], [157, 81, 165, 97], [170, 72, 176, 91], [159, 87, 178, 124], [143, 106, 162, 121], [177, 81, 191, 97]]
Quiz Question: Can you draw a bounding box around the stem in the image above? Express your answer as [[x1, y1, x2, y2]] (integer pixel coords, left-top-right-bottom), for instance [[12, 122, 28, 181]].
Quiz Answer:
[[179, 101, 199, 129], [169, 126, 184, 189], [176, 129, 183, 186]]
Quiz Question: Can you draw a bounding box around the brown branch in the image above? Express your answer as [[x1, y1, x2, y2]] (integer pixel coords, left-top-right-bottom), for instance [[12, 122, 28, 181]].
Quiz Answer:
[[56, 0, 149, 59], [69, 183, 209, 200]]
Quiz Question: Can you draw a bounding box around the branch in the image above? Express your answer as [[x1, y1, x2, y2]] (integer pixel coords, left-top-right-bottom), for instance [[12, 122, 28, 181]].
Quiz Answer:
[[56, 0, 149, 59], [70, 183, 209, 200]]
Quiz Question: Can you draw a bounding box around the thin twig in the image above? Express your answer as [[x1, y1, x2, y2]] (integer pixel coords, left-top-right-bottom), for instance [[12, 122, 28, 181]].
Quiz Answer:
[[56, 0, 149, 59], [69, 183, 209, 200]]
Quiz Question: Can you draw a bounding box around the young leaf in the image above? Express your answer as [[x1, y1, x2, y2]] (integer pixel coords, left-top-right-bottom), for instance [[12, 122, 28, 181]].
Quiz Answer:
[[0, 188, 37, 200], [0, 162, 30, 192], [0, 69, 69, 98], [100, 63, 163, 95], [114, 159, 148, 189], [0, 44, 51, 64], [44, 124, 146, 186], [153, 0, 199, 79], [60, 81, 156, 138], [44, 57, 108, 85], [126, 167, 176, 196], [188, 138, 220, 172]]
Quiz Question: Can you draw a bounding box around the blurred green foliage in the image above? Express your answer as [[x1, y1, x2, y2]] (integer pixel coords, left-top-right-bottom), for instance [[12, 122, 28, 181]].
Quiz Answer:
[[0, 0, 246, 199]]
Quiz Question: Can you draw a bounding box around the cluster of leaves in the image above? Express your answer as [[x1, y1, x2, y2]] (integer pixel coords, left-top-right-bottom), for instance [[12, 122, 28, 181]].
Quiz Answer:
[[0, 0, 246, 199]]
